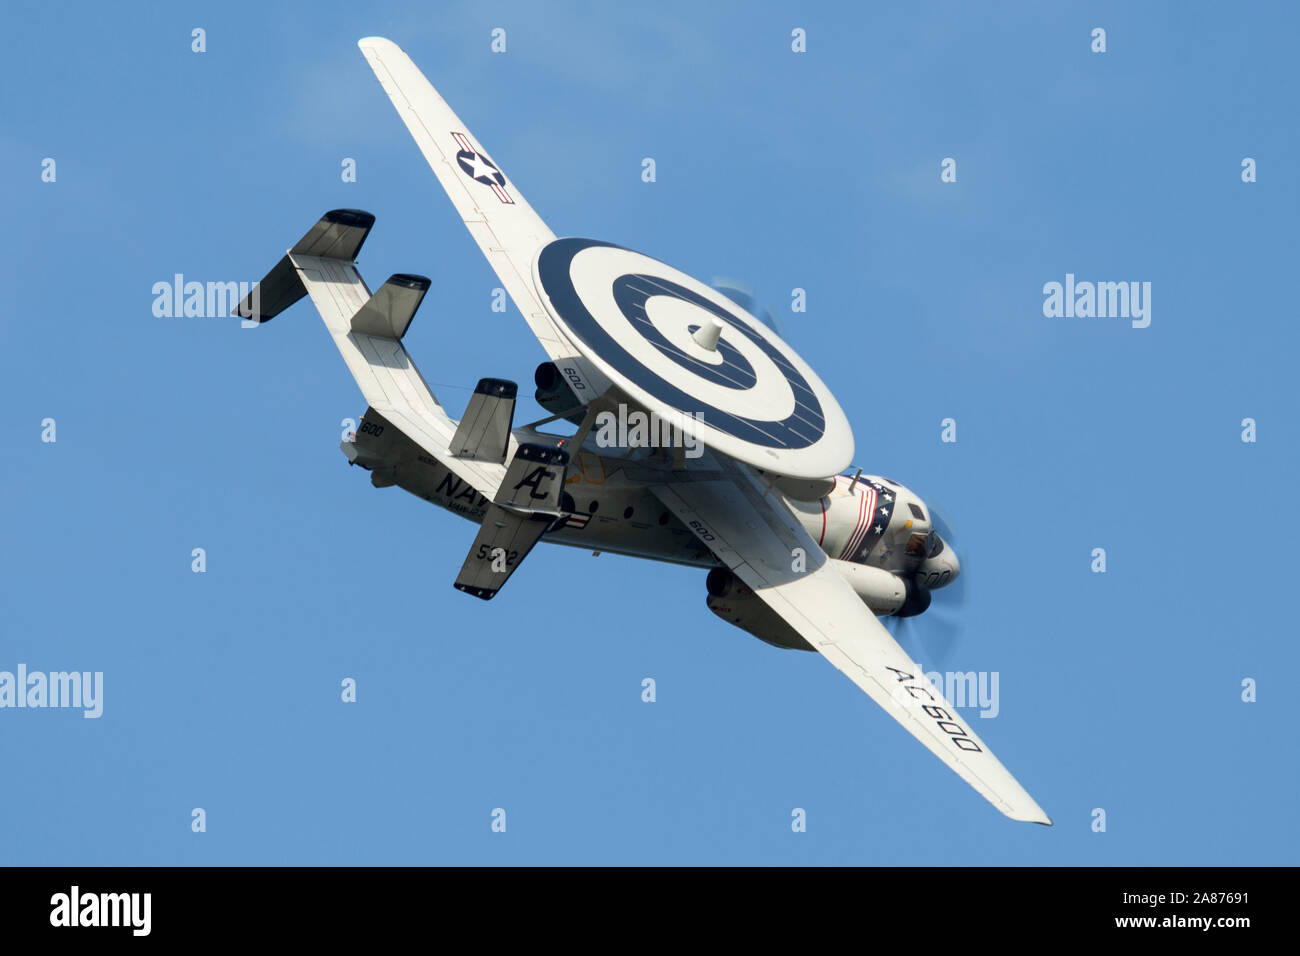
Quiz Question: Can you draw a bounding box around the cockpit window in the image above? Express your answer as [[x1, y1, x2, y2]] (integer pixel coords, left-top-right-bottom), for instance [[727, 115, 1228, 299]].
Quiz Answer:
[[907, 502, 925, 520], [928, 532, 944, 557]]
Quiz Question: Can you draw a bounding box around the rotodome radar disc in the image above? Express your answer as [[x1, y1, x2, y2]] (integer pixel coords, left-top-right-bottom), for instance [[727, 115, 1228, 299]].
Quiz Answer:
[[532, 239, 854, 479]]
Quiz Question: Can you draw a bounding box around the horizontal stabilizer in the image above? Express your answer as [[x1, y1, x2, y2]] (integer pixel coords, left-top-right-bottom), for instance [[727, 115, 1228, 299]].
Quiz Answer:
[[452, 504, 552, 600], [350, 273, 430, 339], [495, 443, 569, 513], [451, 378, 517, 464]]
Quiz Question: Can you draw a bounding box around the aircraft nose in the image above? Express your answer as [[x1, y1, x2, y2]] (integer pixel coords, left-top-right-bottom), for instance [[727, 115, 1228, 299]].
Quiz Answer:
[[928, 532, 960, 589], [942, 542, 960, 586]]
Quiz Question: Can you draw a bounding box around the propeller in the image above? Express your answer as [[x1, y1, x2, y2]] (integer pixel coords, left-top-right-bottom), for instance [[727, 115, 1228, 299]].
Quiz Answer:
[[927, 505, 967, 606], [710, 277, 786, 337], [885, 501, 968, 669]]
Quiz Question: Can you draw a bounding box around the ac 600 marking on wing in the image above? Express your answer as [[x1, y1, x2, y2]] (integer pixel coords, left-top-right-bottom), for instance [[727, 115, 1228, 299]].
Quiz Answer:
[[886, 666, 983, 753]]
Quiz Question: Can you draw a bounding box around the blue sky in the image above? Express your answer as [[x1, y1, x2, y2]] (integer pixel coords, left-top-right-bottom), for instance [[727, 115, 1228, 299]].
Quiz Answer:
[[2, 0, 1296, 864]]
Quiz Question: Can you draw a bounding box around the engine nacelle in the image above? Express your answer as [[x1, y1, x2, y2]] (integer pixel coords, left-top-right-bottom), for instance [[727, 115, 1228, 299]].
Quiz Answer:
[[831, 559, 932, 617], [827, 559, 908, 615], [533, 362, 586, 425], [705, 568, 813, 651], [704, 561, 922, 651]]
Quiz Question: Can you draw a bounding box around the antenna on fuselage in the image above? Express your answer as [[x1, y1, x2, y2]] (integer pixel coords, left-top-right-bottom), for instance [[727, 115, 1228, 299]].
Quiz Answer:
[[847, 467, 862, 495]]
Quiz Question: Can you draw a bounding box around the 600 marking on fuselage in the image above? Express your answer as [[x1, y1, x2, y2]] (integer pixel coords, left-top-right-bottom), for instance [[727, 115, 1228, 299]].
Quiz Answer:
[[688, 520, 715, 542]]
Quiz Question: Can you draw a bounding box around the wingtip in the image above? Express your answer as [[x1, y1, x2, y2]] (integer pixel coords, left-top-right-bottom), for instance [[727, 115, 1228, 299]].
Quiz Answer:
[[358, 36, 398, 52], [1003, 805, 1053, 826], [1025, 808, 1054, 827]]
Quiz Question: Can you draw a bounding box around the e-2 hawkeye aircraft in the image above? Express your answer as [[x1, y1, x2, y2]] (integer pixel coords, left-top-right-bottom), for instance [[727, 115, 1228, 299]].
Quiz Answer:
[[235, 37, 1050, 825]]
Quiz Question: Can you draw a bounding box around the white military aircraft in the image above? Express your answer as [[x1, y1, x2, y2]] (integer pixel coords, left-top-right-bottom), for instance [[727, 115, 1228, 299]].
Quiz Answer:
[[236, 37, 1051, 825]]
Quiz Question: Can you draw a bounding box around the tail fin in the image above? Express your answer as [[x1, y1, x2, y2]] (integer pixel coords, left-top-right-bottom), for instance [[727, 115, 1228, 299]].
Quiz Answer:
[[452, 444, 570, 600], [450, 378, 517, 464], [233, 209, 376, 323]]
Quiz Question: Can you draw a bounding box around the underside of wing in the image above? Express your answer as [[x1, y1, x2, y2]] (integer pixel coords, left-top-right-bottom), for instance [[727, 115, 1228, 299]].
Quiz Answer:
[[357, 36, 606, 395], [650, 466, 1052, 825]]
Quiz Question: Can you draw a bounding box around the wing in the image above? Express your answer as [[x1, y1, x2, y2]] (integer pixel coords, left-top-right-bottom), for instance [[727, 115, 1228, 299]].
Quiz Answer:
[[650, 467, 1052, 825], [357, 36, 607, 395]]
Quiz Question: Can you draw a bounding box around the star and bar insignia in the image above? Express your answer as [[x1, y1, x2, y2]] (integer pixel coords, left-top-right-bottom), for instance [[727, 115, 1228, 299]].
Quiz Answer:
[[452, 132, 514, 204]]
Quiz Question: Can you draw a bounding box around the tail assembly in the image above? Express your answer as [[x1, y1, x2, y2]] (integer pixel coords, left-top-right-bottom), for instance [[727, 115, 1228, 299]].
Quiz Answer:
[[238, 210, 575, 600], [234, 209, 513, 503]]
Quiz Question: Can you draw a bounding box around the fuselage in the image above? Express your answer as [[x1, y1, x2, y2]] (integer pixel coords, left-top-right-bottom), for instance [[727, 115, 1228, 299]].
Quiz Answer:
[[344, 414, 959, 589]]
